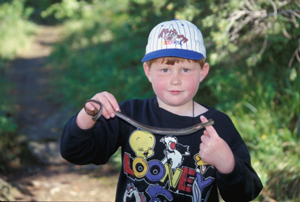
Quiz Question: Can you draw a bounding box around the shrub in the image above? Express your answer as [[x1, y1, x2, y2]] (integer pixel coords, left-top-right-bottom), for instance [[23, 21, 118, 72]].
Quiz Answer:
[[0, 0, 36, 172]]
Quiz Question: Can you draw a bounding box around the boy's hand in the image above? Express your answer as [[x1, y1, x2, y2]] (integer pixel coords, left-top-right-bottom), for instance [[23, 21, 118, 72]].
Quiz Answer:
[[76, 91, 120, 129], [86, 92, 120, 119], [199, 116, 235, 174]]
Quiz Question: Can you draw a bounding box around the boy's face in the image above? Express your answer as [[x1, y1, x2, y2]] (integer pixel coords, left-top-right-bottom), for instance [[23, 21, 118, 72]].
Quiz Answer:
[[143, 58, 209, 109]]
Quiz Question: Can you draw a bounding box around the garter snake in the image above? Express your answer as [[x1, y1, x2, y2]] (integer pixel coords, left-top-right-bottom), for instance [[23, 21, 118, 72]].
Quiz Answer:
[[84, 99, 214, 136]]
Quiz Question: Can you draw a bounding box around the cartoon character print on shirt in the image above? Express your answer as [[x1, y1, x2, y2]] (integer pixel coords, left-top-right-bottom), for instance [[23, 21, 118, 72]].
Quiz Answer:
[[192, 154, 215, 202], [125, 132, 215, 201], [123, 183, 146, 202], [194, 154, 210, 174], [160, 136, 190, 170], [129, 130, 155, 159], [146, 184, 173, 202]]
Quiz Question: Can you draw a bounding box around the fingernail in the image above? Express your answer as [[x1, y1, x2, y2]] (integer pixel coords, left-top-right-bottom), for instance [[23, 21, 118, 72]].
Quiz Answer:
[[115, 108, 119, 112], [111, 114, 115, 118]]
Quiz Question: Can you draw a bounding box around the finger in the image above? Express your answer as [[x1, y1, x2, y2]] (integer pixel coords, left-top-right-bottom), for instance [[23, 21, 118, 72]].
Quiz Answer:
[[94, 92, 118, 119], [201, 132, 210, 142], [102, 93, 120, 118], [200, 115, 218, 137], [199, 148, 205, 159], [85, 102, 95, 111], [89, 102, 101, 111], [203, 130, 210, 137], [199, 143, 204, 152], [199, 150, 203, 159], [101, 107, 112, 119], [104, 92, 121, 112], [99, 98, 115, 119], [199, 143, 205, 158], [85, 102, 99, 115]]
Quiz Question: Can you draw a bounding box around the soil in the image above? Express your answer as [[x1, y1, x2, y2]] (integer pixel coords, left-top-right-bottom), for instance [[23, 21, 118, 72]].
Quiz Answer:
[[3, 25, 119, 201]]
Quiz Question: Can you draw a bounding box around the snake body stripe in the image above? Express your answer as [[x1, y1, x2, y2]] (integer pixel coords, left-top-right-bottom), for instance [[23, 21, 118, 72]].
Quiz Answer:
[[85, 99, 214, 136]]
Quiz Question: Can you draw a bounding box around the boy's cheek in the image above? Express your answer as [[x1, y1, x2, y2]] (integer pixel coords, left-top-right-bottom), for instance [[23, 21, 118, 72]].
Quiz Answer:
[[152, 78, 166, 89], [185, 79, 200, 92], [152, 84, 165, 96]]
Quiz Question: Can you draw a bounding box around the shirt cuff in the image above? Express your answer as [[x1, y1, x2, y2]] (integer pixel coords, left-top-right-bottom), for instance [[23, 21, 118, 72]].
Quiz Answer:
[[69, 114, 96, 141], [216, 156, 243, 184]]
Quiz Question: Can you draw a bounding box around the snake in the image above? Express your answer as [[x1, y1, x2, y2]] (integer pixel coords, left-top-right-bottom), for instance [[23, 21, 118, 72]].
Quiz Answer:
[[84, 99, 214, 136]]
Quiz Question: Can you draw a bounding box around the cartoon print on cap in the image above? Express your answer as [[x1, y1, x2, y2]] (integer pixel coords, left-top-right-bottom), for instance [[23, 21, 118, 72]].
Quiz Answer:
[[158, 28, 188, 46], [129, 130, 155, 159]]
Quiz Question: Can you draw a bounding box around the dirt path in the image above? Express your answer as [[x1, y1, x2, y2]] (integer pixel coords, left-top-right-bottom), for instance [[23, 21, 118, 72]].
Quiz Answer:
[[5, 25, 119, 201]]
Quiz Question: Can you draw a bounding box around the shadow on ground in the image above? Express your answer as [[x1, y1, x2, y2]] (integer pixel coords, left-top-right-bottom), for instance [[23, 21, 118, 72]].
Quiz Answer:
[[1, 25, 119, 201]]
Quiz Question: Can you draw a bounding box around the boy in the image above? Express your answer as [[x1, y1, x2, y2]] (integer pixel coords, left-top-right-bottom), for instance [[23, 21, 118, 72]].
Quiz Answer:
[[61, 19, 263, 201]]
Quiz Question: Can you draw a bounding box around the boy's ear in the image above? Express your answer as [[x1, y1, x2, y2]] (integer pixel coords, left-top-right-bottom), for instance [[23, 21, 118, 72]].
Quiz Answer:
[[143, 62, 152, 83], [200, 63, 210, 82]]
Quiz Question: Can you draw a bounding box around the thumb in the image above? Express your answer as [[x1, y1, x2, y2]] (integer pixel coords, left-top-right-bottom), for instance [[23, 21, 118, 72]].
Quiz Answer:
[[200, 115, 218, 137], [85, 102, 95, 111], [85, 102, 99, 115]]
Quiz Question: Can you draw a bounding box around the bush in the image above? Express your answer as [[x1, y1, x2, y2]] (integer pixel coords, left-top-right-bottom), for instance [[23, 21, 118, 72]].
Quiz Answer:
[[0, 0, 36, 172], [0, 0, 36, 59]]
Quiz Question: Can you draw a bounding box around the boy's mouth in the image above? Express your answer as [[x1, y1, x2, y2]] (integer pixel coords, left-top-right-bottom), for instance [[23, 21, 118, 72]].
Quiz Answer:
[[169, 90, 182, 95]]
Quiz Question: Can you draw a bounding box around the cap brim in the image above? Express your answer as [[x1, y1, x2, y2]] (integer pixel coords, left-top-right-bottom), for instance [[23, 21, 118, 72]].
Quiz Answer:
[[141, 49, 204, 62]]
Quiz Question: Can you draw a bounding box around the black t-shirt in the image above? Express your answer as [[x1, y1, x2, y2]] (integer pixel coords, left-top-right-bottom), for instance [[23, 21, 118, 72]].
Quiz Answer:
[[60, 97, 262, 201]]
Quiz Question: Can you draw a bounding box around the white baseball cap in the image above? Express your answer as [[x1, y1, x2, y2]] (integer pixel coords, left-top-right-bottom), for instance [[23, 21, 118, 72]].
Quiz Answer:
[[142, 19, 206, 62]]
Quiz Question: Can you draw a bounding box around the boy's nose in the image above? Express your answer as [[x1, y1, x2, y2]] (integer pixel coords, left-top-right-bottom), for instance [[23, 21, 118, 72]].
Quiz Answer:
[[170, 72, 182, 85]]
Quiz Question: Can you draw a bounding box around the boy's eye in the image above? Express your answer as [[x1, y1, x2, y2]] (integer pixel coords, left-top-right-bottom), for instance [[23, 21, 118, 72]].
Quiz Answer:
[[182, 68, 190, 72], [161, 68, 169, 73]]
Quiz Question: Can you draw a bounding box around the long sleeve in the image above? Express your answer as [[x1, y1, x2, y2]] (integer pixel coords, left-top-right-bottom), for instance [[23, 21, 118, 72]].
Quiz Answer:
[[212, 113, 263, 201], [216, 145, 263, 201], [60, 113, 122, 165]]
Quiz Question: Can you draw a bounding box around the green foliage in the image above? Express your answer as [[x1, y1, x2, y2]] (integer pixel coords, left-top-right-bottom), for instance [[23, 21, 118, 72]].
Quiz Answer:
[[0, 73, 18, 173], [201, 1, 300, 200], [0, 0, 36, 172], [47, 0, 300, 200], [49, 0, 172, 106], [0, 0, 36, 59], [24, 0, 62, 24], [41, 0, 88, 20]]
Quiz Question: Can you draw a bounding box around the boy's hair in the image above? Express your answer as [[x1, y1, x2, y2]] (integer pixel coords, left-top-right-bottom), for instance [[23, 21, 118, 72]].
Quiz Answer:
[[145, 57, 205, 69], [142, 19, 206, 63]]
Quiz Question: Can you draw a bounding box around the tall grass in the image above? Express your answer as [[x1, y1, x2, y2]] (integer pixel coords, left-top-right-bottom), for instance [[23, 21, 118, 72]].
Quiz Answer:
[[207, 63, 300, 200]]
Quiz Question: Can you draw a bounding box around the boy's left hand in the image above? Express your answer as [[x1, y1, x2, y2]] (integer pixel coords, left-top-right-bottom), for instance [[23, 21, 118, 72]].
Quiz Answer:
[[199, 116, 235, 174]]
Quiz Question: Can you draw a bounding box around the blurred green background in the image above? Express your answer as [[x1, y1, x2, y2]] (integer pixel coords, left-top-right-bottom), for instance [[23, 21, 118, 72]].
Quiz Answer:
[[0, 0, 299, 201]]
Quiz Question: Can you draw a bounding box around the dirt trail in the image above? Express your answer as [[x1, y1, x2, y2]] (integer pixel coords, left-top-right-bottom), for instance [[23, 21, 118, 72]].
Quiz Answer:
[[5, 25, 118, 201]]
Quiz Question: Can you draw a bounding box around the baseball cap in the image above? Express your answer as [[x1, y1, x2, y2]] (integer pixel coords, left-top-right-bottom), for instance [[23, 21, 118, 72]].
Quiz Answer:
[[141, 19, 206, 62]]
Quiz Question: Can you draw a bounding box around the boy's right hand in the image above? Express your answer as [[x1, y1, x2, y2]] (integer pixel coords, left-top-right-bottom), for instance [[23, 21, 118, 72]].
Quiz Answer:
[[76, 91, 120, 129]]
